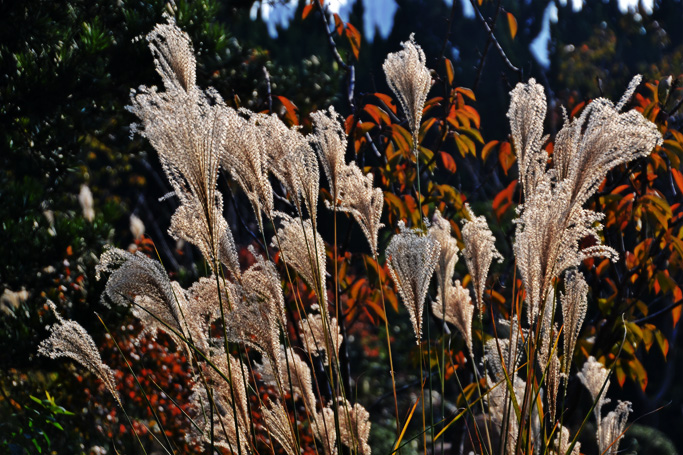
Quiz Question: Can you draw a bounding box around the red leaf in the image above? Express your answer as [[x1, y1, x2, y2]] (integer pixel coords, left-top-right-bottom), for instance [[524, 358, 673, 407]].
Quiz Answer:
[[373, 93, 397, 114], [455, 87, 476, 101], [333, 13, 344, 35], [493, 179, 517, 219], [498, 141, 515, 175], [302, 3, 315, 19], [672, 168, 683, 194], [439, 151, 457, 173], [344, 22, 361, 60], [275, 95, 299, 126], [507, 12, 518, 39], [481, 140, 499, 161], [444, 58, 454, 85], [363, 104, 390, 125]]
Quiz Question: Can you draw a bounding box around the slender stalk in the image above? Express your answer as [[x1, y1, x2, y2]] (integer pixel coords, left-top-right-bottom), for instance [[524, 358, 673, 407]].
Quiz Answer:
[[371, 253, 402, 438], [95, 314, 174, 455]]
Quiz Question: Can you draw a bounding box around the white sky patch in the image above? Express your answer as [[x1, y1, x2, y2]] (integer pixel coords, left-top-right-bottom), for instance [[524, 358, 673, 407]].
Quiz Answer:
[[530, 1, 558, 68], [250, 0, 397, 41], [252, 0, 655, 43]]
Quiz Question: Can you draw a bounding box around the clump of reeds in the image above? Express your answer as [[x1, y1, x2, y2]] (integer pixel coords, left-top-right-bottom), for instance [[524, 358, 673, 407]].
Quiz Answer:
[[39, 18, 662, 455]]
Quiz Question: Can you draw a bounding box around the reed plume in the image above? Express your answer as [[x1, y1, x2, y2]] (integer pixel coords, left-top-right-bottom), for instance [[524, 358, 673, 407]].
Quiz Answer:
[[312, 405, 338, 455], [222, 110, 274, 232], [190, 354, 251, 453], [432, 280, 474, 353], [337, 400, 372, 455], [598, 400, 632, 455], [386, 221, 440, 343], [128, 18, 238, 274], [577, 356, 611, 425], [253, 112, 319, 221], [272, 213, 327, 302], [336, 163, 384, 256], [429, 209, 459, 292], [310, 107, 347, 202], [461, 204, 503, 312], [561, 270, 588, 375], [263, 399, 298, 455], [38, 301, 121, 408], [383, 34, 431, 156], [97, 247, 206, 352], [300, 313, 342, 367], [552, 426, 581, 455], [510, 76, 661, 325]]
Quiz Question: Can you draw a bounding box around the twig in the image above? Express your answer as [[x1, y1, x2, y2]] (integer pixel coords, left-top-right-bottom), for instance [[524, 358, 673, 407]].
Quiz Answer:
[[469, 0, 521, 89], [263, 66, 273, 113], [439, 0, 459, 63], [314, 0, 355, 110]]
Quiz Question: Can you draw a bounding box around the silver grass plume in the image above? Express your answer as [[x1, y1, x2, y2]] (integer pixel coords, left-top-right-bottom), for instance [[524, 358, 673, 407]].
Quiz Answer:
[[552, 426, 581, 455], [242, 246, 287, 328], [553, 75, 661, 210], [272, 213, 327, 302], [38, 301, 121, 408], [485, 317, 526, 383], [544, 324, 561, 422], [187, 275, 239, 336], [337, 400, 372, 455], [561, 270, 588, 376], [96, 248, 205, 352], [429, 210, 459, 293], [432, 280, 474, 354], [190, 354, 250, 453], [507, 78, 549, 199], [577, 356, 611, 427], [251, 112, 319, 221], [510, 77, 661, 326], [258, 347, 317, 415], [313, 405, 338, 455], [222, 110, 274, 232], [383, 34, 431, 156], [263, 399, 298, 455], [145, 17, 196, 94], [336, 163, 384, 256], [281, 347, 316, 413], [598, 401, 632, 455], [386, 221, 440, 343], [513, 176, 614, 326], [486, 374, 528, 454], [461, 204, 503, 312], [538, 291, 557, 370], [128, 19, 238, 275], [225, 285, 282, 375], [310, 107, 347, 202], [300, 313, 342, 367]]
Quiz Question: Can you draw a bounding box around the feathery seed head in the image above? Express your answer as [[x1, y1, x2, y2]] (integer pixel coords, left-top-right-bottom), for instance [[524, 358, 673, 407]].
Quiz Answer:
[[38, 301, 121, 408], [310, 107, 347, 200], [272, 213, 327, 303], [336, 163, 384, 255], [578, 356, 611, 423], [432, 280, 474, 353], [337, 400, 372, 455], [222, 109, 275, 231], [429, 209, 459, 292], [263, 399, 299, 455], [598, 401, 632, 455], [383, 34, 431, 156], [386, 222, 440, 343], [561, 270, 588, 375], [300, 313, 342, 366], [461, 204, 502, 310]]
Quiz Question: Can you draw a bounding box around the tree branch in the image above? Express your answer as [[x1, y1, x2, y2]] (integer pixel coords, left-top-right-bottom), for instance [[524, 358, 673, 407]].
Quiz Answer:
[[470, 0, 521, 90]]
